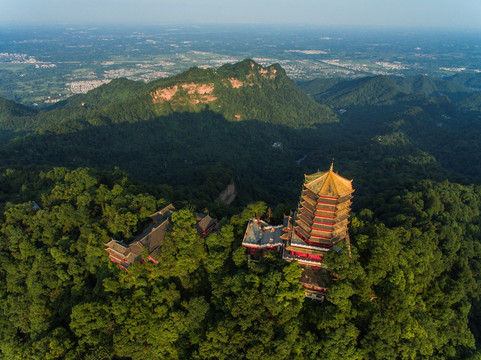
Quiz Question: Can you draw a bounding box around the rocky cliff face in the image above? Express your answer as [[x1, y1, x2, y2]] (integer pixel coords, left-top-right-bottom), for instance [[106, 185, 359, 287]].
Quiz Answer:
[[149, 60, 280, 108], [219, 182, 237, 205], [151, 82, 217, 105]]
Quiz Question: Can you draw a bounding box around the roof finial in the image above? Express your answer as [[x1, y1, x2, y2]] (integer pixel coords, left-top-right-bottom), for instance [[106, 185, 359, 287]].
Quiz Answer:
[[330, 159, 334, 172]]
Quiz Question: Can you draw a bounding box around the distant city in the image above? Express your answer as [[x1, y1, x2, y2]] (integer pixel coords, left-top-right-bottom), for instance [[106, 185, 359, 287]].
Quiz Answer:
[[1, 25, 480, 107]]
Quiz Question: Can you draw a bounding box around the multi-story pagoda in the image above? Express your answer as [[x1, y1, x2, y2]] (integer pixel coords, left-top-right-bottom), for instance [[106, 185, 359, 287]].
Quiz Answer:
[[282, 163, 354, 265], [242, 164, 354, 300], [282, 164, 353, 299]]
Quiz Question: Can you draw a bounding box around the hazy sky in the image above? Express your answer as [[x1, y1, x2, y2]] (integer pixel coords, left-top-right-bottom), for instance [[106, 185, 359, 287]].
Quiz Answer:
[[1, 0, 480, 29]]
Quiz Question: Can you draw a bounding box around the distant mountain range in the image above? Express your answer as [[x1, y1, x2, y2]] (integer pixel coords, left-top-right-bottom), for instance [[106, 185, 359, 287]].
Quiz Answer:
[[298, 73, 476, 107]]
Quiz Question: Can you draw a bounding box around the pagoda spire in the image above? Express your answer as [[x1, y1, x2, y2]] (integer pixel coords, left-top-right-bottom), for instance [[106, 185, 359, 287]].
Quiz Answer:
[[329, 161, 334, 172]]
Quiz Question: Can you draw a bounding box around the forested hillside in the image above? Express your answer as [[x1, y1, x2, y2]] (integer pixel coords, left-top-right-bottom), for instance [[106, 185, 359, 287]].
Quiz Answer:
[[0, 59, 334, 134], [0, 168, 480, 359], [2, 62, 481, 209], [1, 61, 481, 358], [298, 74, 481, 191]]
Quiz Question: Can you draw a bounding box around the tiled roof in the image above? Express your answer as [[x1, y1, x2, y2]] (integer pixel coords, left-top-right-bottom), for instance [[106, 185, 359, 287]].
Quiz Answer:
[[304, 164, 353, 198], [299, 266, 330, 289], [104, 203, 176, 267], [104, 240, 129, 255], [150, 203, 176, 224], [242, 219, 283, 248], [195, 214, 216, 233]]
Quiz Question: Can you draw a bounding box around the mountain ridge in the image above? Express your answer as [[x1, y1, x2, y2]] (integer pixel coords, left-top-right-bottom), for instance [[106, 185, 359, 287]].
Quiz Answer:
[[298, 74, 475, 108], [0, 59, 336, 134], [146, 59, 335, 126]]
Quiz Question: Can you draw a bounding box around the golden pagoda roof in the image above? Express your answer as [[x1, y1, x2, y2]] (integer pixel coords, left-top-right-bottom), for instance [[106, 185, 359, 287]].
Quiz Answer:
[[304, 164, 353, 198]]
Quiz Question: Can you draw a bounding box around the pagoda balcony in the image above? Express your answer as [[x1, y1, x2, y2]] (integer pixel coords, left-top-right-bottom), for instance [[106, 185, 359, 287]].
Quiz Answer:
[[315, 207, 336, 213], [339, 194, 353, 203], [315, 214, 336, 220], [312, 226, 345, 235], [282, 250, 324, 267], [334, 201, 352, 210], [298, 214, 314, 227], [297, 222, 312, 236], [310, 231, 334, 239], [311, 225, 335, 233], [298, 208, 314, 222], [317, 194, 339, 200], [316, 198, 340, 206], [312, 220, 348, 230], [312, 219, 336, 226], [315, 208, 350, 216], [294, 226, 312, 241], [304, 238, 334, 247], [332, 213, 350, 223], [307, 232, 332, 240], [301, 193, 317, 206], [300, 202, 316, 215], [316, 201, 337, 208], [299, 210, 313, 220], [315, 203, 351, 213], [302, 187, 319, 199], [309, 234, 345, 245]]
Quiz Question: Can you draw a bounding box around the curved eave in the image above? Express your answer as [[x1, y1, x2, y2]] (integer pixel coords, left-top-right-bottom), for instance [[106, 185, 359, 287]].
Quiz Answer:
[[304, 168, 353, 198]]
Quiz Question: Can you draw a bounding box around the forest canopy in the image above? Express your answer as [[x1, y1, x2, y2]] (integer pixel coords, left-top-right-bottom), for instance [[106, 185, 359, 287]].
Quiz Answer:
[[0, 168, 480, 359]]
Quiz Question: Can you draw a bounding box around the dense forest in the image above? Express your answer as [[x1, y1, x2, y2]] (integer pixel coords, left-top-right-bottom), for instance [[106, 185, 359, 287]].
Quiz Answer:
[[1, 60, 481, 359]]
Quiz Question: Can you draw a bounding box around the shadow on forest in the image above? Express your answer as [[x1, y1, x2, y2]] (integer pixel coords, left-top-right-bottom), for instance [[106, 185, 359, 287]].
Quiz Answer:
[[0, 108, 476, 210]]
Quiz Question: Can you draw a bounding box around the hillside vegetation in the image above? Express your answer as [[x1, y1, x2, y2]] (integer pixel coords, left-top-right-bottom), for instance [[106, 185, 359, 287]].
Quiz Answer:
[[0, 59, 335, 135], [1, 60, 481, 358], [0, 167, 480, 359]]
